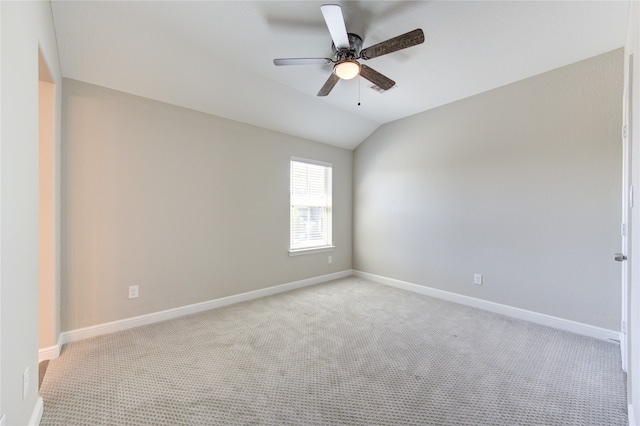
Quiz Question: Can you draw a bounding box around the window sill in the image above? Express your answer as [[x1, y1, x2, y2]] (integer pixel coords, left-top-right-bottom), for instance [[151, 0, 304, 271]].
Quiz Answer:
[[289, 246, 335, 256]]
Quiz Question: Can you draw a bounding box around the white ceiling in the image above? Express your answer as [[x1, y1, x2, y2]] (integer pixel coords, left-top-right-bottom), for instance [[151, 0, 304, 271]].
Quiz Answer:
[[50, 1, 629, 150]]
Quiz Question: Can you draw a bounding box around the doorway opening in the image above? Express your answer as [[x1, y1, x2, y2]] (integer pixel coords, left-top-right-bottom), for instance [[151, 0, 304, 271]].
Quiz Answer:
[[38, 48, 58, 383]]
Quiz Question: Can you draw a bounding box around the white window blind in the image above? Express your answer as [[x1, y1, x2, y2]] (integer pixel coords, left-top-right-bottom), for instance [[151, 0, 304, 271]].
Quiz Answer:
[[290, 159, 332, 251]]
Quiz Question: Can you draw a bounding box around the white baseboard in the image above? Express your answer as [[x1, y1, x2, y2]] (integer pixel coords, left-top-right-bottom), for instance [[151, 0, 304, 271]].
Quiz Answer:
[[60, 270, 352, 347], [38, 341, 61, 363], [29, 397, 43, 426], [630, 404, 637, 426], [353, 270, 619, 342]]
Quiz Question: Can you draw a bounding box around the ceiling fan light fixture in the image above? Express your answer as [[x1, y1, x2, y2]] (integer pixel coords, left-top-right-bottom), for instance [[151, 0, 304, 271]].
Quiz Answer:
[[334, 60, 360, 80]]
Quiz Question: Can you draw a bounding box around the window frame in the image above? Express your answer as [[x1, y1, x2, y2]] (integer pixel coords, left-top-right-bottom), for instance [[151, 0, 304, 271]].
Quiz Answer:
[[289, 157, 334, 256]]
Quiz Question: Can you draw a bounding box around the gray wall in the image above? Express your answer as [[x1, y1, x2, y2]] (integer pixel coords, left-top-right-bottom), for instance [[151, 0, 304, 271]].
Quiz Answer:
[[61, 79, 352, 332], [354, 49, 623, 330], [1, 1, 62, 424]]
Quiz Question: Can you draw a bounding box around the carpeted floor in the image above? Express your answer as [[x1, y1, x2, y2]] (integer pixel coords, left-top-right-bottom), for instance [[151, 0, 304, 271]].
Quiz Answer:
[[40, 277, 627, 425]]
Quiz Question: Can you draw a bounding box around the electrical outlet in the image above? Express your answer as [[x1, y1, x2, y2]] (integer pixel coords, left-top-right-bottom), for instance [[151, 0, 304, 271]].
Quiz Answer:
[[23, 367, 29, 400], [128, 285, 139, 299], [474, 274, 483, 285], [328, 256, 333, 264]]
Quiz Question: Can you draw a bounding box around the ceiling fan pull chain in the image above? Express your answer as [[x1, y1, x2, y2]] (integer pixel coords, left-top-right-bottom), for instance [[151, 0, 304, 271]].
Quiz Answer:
[[358, 76, 361, 106]]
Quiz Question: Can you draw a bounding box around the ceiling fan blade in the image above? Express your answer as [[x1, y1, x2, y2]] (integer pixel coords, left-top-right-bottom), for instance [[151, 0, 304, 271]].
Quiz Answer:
[[359, 65, 395, 90], [317, 73, 340, 96], [274, 58, 333, 66], [320, 4, 350, 49], [360, 29, 425, 60]]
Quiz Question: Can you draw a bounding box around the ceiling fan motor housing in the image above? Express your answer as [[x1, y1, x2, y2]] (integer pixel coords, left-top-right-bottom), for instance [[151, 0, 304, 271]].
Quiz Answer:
[[332, 33, 363, 60]]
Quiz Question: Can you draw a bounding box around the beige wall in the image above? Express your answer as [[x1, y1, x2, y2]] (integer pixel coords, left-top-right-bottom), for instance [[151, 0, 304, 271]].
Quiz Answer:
[[61, 78, 352, 332], [1, 1, 62, 424], [354, 49, 623, 331], [39, 79, 58, 349]]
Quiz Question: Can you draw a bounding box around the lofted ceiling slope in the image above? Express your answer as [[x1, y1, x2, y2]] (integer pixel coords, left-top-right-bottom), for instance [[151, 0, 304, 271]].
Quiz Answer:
[[51, 1, 629, 150]]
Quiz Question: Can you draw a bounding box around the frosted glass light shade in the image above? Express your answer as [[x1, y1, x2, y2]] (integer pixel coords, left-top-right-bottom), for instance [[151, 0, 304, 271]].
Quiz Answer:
[[334, 60, 360, 80]]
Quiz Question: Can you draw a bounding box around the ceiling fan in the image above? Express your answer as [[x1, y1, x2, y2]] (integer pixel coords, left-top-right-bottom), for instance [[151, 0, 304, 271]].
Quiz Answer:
[[273, 4, 425, 97]]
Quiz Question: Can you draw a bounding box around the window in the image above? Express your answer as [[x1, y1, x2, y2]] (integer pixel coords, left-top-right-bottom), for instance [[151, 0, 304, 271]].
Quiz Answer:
[[290, 158, 333, 254]]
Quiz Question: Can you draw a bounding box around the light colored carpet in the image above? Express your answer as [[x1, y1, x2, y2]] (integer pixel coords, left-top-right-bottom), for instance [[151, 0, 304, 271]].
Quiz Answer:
[[40, 277, 627, 425]]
